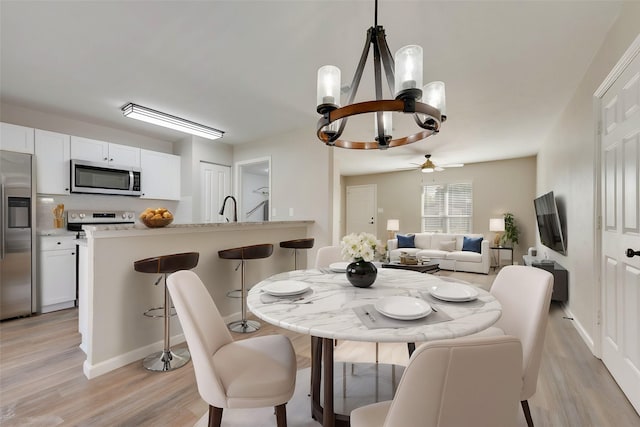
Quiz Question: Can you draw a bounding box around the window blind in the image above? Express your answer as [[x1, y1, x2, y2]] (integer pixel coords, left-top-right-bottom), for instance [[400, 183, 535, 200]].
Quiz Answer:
[[422, 182, 472, 233]]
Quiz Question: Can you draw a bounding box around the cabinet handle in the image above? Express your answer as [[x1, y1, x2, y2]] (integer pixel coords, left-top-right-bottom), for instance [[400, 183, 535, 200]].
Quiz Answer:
[[71, 252, 75, 256], [57, 242, 61, 245], [109, 158, 113, 162], [103, 157, 108, 161]]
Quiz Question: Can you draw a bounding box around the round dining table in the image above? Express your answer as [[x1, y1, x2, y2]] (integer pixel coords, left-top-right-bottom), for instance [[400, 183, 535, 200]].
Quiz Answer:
[[247, 268, 502, 427]]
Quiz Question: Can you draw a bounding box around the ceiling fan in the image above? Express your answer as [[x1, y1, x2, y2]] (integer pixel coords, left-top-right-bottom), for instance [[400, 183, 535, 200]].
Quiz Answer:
[[412, 154, 464, 173]]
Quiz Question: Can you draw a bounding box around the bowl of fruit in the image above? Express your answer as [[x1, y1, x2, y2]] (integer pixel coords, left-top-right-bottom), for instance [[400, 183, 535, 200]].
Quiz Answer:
[[140, 208, 174, 228]]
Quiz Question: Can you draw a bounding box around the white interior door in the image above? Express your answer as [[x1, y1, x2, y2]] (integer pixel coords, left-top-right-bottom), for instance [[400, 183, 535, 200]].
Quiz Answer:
[[346, 184, 377, 236], [600, 48, 640, 415], [200, 162, 231, 223]]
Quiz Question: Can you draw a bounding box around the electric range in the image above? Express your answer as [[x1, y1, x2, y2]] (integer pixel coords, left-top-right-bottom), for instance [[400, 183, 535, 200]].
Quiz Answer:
[[67, 210, 136, 238]]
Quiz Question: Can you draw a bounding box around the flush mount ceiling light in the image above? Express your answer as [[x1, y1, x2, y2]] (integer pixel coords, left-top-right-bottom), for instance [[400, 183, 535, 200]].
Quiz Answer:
[[121, 103, 224, 140], [316, 0, 446, 150]]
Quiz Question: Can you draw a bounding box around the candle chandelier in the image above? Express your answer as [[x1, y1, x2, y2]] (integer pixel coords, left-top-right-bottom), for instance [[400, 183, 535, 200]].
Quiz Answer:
[[316, 0, 446, 150]]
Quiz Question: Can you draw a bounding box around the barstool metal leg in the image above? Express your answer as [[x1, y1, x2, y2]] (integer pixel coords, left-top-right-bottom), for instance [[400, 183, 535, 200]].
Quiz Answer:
[[227, 260, 260, 333], [143, 273, 191, 371]]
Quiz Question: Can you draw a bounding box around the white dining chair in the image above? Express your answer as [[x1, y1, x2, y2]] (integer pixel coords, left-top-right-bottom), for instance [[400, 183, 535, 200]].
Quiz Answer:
[[166, 270, 297, 427], [469, 265, 554, 425], [487, 265, 554, 427], [350, 335, 523, 427], [314, 245, 343, 268]]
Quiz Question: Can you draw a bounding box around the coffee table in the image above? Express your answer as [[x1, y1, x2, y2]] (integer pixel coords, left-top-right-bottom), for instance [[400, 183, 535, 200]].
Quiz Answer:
[[381, 261, 439, 273]]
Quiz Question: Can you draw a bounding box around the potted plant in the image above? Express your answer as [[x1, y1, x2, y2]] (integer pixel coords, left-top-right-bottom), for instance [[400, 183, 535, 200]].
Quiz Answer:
[[501, 212, 519, 247]]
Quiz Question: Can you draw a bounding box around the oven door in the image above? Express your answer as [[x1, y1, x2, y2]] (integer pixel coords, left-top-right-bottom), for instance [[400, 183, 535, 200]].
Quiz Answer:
[[71, 160, 141, 196]]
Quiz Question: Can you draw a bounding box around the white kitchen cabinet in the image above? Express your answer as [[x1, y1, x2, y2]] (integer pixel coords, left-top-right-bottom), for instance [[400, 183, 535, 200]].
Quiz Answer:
[[0, 122, 34, 154], [140, 149, 181, 200], [39, 235, 77, 313], [70, 136, 140, 167], [35, 129, 71, 195]]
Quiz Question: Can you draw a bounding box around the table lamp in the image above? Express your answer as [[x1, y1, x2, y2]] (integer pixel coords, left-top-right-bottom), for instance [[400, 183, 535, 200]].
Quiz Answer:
[[489, 218, 505, 246], [387, 219, 400, 240]]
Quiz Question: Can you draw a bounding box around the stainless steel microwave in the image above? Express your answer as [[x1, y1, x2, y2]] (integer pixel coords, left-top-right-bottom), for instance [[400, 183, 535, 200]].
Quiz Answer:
[[71, 159, 141, 196]]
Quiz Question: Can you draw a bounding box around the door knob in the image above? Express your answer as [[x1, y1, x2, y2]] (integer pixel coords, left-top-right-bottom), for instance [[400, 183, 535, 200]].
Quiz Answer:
[[627, 248, 640, 258]]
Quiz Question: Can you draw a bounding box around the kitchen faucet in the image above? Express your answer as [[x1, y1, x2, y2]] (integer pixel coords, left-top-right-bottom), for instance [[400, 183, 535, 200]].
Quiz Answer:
[[219, 195, 238, 222]]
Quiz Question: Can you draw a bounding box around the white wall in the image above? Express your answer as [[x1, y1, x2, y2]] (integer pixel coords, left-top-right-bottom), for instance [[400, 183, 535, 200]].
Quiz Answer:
[[232, 125, 333, 267], [536, 3, 640, 352]]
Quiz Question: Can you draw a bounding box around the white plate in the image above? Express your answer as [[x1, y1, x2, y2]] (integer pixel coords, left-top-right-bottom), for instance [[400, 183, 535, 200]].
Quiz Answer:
[[329, 262, 349, 272], [429, 282, 479, 302], [262, 280, 310, 296], [374, 296, 432, 320]]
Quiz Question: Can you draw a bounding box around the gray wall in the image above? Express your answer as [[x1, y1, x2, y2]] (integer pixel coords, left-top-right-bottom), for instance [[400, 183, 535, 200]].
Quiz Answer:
[[535, 2, 640, 352], [343, 156, 537, 263]]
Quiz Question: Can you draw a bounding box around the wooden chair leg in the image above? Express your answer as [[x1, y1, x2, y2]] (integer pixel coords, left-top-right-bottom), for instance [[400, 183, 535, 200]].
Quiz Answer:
[[521, 400, 534, 427], [407, 342, 416, 357], [275, 403, 287, 427], [208, 405, 223, 427]]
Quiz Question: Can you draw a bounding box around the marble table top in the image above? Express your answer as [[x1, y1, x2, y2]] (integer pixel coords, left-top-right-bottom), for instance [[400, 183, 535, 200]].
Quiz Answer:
[[248, 269, 501, 343]]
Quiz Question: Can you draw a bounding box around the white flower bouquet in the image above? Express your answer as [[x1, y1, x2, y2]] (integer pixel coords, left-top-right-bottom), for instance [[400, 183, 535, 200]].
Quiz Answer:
[[340, 232, 384, 262]]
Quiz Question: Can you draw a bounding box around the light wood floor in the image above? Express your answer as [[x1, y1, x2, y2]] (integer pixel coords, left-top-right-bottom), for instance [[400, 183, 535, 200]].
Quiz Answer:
[[1, 270, 638, 426]]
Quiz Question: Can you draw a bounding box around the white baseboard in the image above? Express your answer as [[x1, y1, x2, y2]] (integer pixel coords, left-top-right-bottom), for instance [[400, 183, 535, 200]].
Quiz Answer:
[[562, 305, 595, 354], [83, 333, 185, 379], [41, 300, 75, 313]]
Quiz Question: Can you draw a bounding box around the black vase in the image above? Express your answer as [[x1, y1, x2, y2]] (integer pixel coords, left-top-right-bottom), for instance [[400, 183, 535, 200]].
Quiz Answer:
[[346, 259, 377, 288]]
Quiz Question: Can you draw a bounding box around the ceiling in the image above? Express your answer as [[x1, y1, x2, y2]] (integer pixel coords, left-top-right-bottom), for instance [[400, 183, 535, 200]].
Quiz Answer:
[[0, 1, 622, 176]]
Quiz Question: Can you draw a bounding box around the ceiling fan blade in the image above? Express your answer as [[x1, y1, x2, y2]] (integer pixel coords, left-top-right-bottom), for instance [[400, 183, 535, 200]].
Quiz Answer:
[[434, 166, 444, 172], [442, 163, 464, 168]]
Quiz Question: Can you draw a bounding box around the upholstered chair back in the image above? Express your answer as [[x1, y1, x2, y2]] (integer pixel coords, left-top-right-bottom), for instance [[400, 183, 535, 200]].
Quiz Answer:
[[490, 265, 554, 400], [315, 245, 343, 268], [167, 270, 234, 407]]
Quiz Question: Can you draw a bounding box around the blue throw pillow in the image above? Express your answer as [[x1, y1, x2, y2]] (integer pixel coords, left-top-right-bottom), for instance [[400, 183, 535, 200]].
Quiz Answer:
[[462, 236, 483, 253], [397, 234, 415, 248]]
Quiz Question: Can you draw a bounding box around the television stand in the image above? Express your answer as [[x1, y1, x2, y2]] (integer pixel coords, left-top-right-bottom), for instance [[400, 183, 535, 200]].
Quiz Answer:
[[522, 255, 568, 302]]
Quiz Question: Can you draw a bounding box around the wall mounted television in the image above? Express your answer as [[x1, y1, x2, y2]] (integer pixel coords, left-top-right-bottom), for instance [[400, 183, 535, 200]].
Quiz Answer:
[[534, 191, 567, 255]]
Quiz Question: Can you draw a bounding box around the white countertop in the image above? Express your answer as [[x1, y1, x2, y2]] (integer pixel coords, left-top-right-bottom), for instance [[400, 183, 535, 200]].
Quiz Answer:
[[248, 269, 501, 343], [82, 220, 314, 238]]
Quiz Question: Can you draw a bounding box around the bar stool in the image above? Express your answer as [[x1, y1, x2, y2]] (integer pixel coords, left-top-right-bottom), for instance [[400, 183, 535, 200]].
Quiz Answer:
[[218, 243, 273, 333], [134, 251, 199, 371], [280, 238, 315, 270]]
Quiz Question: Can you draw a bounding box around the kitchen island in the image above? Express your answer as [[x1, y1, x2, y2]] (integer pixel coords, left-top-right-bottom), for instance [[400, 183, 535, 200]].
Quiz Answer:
[[78, 220, 313, 379]]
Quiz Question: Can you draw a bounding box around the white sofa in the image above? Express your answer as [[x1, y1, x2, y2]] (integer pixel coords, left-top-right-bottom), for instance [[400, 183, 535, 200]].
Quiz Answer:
[[387, 233, 490, 274]]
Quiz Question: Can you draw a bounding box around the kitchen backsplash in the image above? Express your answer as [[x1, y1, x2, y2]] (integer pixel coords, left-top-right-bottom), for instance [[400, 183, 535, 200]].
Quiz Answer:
[[36, 194, 179, 232]]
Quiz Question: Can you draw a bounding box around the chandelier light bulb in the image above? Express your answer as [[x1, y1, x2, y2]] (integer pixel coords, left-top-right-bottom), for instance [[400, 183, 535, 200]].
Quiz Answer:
[[317, 65, 341, 112], [394, 45, 423, 99], [374, 111, 393, 141], [422, 81, 446, 116]]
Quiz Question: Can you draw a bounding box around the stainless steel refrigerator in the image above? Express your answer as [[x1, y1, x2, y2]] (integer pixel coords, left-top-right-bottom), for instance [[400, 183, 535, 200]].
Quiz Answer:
[[1, 150, 34, 320]]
